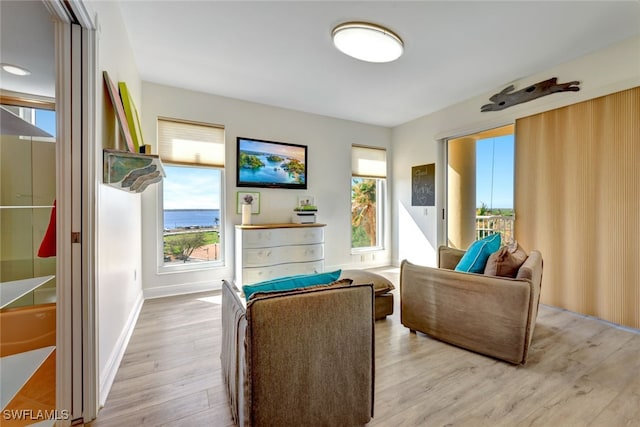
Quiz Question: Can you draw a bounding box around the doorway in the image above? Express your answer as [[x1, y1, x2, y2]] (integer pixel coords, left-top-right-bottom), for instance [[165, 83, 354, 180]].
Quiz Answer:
[[0, 101, 58, 425], [446, 124, 515, 249], [0, 1, 59, 424], [1, 1, 98, 425]]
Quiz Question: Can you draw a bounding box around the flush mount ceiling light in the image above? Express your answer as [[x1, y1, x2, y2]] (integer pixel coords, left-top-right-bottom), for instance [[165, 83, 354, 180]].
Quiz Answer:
[[332, 21, 403, 63], [1, 63, 31, 76]]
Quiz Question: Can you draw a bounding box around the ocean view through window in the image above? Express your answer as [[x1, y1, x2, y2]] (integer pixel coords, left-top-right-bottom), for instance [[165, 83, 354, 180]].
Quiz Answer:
[[163, 166, 222, 265], [158, 117, 225, 267], [164, 209, 221, 230]]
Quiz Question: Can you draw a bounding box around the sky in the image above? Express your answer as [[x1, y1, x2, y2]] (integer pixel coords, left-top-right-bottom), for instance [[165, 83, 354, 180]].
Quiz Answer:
[[475, 134, 514, 209], [35, 109, 56, 137], [163, 165, 221, 210]]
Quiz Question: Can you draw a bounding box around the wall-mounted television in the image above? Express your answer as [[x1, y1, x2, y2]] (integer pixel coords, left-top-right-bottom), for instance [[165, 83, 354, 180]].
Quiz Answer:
[[236, 137, 307, 189]]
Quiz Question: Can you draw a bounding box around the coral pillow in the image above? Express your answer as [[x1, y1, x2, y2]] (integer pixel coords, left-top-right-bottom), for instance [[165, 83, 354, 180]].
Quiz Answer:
[[484, 243, 528, 278], [454, 233, 501, 273]]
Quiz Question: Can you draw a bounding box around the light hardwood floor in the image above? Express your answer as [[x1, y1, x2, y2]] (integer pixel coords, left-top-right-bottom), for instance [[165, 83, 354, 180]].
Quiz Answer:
[[88, 268, 640, 426]]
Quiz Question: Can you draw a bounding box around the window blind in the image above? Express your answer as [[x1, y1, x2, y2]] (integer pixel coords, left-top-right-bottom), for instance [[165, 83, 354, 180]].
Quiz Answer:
[[352, 145, 386, 178], [515, 86, 639, 329], [158, 118, 225, 167]]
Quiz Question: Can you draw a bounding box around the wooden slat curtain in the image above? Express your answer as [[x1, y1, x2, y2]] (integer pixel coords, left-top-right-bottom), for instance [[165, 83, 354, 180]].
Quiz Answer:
[[515, 86, 639, 329]]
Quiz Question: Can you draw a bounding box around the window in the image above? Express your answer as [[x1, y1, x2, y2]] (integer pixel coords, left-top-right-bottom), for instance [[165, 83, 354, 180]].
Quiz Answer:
[[2, 104, 56, 142], [158, 118, 225, 267], [351, 146, 386, 250]]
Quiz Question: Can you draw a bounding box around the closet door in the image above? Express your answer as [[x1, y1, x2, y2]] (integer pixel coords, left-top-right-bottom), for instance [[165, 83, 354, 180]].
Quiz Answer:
[[515, 86, 640, 329], [50, 0, 98, 423]]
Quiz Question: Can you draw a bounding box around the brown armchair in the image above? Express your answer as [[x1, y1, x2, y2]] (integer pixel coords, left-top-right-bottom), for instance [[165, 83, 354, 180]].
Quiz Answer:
[[400, 246, 543, 364], [221, 279, 375, 426]]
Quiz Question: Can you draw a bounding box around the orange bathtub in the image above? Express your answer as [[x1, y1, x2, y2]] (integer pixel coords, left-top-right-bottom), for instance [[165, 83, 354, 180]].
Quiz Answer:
[[0, 303, 56, 357]]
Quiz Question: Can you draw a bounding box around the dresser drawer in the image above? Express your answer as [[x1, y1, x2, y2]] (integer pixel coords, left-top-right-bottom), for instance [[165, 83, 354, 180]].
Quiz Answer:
[[242, 261, 325, 285], [242, 244, 324, 267], [242, 227, 324, 248]]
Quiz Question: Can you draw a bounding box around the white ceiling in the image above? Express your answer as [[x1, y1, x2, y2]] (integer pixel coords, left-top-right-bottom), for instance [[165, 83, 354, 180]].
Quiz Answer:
[[0, 0, 55, 99], [2, 1, 640, 127]]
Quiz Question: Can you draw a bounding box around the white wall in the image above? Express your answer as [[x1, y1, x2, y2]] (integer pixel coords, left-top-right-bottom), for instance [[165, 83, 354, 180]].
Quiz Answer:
[[86, 4, 638, 404], [391, 35, 640, 267], [140, 83, 392, 297], [85, 1, 144, 406]]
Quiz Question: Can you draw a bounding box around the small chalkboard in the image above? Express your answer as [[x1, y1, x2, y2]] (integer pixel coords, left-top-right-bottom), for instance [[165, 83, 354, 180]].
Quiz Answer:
[[412, 164, 435, 206]]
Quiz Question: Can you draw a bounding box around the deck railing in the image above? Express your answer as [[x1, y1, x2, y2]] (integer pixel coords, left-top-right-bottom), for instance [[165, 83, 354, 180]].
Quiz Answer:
[[475, 215, 515, 244]]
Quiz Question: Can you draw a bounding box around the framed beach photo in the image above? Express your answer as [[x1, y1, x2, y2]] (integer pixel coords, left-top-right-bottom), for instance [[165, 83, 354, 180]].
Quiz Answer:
[[237, 191, 261, 214]]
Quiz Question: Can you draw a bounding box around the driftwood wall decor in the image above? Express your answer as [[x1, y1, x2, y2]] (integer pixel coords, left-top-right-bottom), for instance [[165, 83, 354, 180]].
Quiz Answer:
[[103, 149, 165, 193], [481, 77, 580, 112]]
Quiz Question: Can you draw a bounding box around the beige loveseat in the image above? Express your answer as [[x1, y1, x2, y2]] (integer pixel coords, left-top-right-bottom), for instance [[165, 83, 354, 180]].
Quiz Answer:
[[400, 246, 543, 364], [221, 279, 375, 426]]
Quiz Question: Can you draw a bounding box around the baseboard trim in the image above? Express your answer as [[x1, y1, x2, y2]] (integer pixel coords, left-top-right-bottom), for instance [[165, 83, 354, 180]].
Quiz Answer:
[[143, 280, 223, 300], [99, 291, 144, 407]]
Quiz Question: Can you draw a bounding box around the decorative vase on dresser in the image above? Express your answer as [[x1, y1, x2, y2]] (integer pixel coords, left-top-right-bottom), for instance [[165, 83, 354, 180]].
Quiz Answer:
[[235, 223, 326, 286], [241, 203, 252, 225]]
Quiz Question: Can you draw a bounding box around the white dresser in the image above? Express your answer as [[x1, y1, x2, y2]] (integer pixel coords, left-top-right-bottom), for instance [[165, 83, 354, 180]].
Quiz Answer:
[[235, 223, 326, 286]]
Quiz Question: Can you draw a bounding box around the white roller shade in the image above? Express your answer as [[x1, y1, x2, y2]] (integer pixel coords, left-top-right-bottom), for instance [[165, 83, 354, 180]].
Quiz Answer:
[[352, 145, 386, 178], [158, 118, 225, 167]]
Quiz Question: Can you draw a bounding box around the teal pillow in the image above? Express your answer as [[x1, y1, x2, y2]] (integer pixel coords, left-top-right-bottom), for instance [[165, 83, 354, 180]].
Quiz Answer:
[[242, 270, 341, 301], [455, 233, 501, 273]]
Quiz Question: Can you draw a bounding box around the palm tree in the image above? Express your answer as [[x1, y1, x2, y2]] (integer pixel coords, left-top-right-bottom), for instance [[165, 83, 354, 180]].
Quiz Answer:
[[351, 178, 377, 247]]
